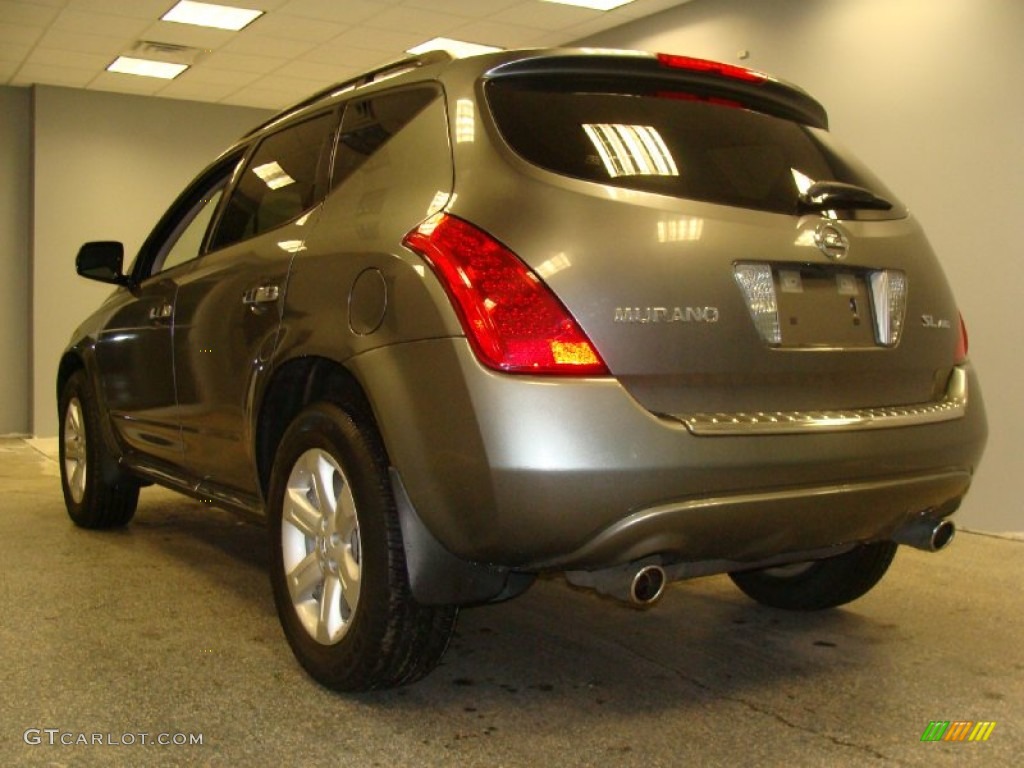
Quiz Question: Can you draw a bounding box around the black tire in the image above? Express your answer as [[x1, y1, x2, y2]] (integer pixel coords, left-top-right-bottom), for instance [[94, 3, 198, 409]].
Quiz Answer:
[[728, 541, 898, 611], [267, 402, 457, 691], [58, 370, 139, 529]]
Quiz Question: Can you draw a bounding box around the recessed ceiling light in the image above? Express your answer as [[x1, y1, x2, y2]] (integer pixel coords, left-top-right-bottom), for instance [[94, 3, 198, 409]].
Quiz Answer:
[[107, 56, 188, 79], [161, 1, 263, 32], [541, 0, 636, 10], [407, 37, 502, 58]]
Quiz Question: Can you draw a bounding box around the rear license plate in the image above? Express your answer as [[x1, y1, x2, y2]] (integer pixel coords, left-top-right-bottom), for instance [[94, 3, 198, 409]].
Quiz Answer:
[[774, 266, 877, 347]]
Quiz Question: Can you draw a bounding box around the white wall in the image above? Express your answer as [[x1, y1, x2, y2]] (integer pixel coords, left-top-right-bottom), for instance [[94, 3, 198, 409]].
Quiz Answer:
[[0, 87, 31, 435], [31, 86, 272, 438], [578, 0, 1023, 532]]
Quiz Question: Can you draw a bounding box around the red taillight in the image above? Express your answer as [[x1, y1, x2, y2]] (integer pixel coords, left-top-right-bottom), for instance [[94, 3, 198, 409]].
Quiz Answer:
[[955, 312, 969, 364], [403, 214, 608, 376], [656, 53, 767, 84], [655, 90, 745, 109]]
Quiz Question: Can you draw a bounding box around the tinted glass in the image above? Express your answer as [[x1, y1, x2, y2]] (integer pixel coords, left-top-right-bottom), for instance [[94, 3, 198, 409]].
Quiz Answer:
[[210, 112, 335, 251], [486, 77, 901, 216], [332, 87, 439, 189], [153, 186, 225, 275]]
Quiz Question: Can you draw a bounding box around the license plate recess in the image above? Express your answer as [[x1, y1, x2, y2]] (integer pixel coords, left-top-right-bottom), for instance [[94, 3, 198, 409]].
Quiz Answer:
[[774, 265, 877, 348]]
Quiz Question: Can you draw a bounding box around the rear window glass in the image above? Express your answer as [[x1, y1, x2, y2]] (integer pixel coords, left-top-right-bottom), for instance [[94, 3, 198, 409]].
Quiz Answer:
[[486, 77, 901, 216]]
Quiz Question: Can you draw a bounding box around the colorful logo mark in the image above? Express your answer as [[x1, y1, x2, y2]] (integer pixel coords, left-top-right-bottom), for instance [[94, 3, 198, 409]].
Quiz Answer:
[[921, 721, 996, 742]]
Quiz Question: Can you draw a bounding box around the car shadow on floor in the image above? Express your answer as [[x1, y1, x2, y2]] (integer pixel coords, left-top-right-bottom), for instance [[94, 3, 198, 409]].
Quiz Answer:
[[113, 489, 896, 712]]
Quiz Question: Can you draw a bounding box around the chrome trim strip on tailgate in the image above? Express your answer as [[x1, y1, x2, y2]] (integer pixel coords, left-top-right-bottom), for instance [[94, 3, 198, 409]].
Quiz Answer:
[[676, 367, 967, 436]]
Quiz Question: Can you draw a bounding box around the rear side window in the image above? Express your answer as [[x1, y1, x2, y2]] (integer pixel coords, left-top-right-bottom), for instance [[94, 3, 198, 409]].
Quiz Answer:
[[332, 86, 440, 189], [486, 77, 901, 216], [209, 112, 336, 250]]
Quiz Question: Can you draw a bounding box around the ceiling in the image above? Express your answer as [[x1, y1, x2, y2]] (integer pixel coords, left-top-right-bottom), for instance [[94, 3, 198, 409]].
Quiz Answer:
[[1, 0, 693, 110]]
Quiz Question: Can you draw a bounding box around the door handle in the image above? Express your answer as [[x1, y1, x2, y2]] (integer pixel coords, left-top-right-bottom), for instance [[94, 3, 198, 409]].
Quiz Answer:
[[148, 302, 172, 321], [242, 285, 280, 306]]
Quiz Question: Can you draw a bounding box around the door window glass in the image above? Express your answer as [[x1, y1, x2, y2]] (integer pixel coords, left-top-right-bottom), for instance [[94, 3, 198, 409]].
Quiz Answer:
[[152, 186, 225, 274], [209, 112, 335, 250], [132, 152, 242, 280]]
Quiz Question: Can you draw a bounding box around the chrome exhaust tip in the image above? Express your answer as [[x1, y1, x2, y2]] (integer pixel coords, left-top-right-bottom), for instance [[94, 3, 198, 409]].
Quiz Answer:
[[630, 565, 666, 605], [893, 518, 956, 552], [930, 520, 956, 551], [565, 561, 669, 607]]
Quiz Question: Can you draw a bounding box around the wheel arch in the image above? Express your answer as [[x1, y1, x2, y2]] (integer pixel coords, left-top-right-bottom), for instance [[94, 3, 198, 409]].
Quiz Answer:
[[56, 351, 86, 405], [254, 354, 531, 607], [56, 348, 123, 461], [254, 356, 379, 499]]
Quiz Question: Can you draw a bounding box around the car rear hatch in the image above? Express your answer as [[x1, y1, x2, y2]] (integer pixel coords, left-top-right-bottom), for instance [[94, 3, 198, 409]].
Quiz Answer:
[[467, 52, 965, 425]]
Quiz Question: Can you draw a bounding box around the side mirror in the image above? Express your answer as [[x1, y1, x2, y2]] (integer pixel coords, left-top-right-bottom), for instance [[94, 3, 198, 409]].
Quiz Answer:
[[76, 241, 128, 285]]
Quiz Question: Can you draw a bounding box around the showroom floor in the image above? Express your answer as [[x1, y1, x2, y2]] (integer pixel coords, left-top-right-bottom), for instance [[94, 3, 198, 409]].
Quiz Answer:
[[1, 437, 1020, 767]]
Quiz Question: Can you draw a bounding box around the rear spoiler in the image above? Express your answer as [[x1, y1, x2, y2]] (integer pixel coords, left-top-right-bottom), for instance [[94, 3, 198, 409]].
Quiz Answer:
[[484, 51, 829, 130]]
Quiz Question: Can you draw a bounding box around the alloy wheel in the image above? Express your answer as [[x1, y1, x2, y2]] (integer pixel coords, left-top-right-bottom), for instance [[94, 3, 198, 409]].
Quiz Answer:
[[280, 448, 362, 645], [63, 397, 87, 504]]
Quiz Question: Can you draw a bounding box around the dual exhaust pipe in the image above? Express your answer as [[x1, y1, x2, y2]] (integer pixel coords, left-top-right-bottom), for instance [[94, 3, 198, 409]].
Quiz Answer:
[[566, 517, 955, 608]]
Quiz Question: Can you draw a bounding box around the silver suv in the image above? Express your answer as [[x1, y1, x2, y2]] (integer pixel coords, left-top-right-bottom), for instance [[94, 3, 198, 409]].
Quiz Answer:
[[60, 48, 987, 690]]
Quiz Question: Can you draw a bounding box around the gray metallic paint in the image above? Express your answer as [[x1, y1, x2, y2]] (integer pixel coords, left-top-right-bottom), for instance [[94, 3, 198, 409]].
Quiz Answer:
[[87, 279, 183, 463], [61, 49, 988, 601], [446, 78, 962, 415], [172, 212, 312, 494], [348, 338, 985, 567]]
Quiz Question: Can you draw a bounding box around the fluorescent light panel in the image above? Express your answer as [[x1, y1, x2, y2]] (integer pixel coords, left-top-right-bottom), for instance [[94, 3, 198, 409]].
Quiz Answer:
[[541, 0, 637, 10], [407, 37, 502, 58], [252, 161, 296, 190], [107, 56, 188, 79], [582, 123, 679, 178], [162, 1, 263, 31]]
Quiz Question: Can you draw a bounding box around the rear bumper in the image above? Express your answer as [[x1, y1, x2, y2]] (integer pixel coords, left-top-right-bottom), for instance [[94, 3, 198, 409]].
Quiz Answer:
[[534, 469, 970, 569], [675, 366, 969, 435], [349, 339, 987, 569]]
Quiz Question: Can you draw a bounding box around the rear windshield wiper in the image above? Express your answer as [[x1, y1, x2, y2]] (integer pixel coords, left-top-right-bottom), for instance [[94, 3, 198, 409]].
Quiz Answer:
[[798, 181, 893, 213]]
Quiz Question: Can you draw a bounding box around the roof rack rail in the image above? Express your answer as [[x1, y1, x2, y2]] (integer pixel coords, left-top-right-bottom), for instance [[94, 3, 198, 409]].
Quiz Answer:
[[242, 49, 453, 138]]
